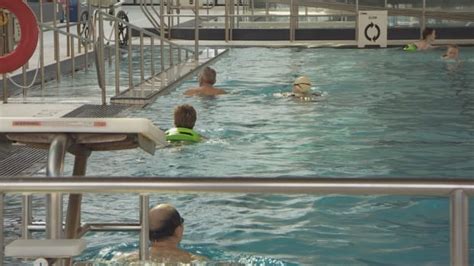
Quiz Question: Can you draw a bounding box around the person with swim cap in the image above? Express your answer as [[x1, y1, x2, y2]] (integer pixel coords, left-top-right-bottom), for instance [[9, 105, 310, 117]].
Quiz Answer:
[[281, 76, 321, 100], [442, 44, 459, 60], [166, 104, 202, 143], [404, 28, 436, 51], [184, 67, 226, 96]]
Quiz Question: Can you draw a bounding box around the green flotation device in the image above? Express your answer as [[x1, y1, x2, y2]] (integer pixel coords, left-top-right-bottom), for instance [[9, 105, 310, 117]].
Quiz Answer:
[[403, 43, 417, 52], [166, 127, 201, 143]]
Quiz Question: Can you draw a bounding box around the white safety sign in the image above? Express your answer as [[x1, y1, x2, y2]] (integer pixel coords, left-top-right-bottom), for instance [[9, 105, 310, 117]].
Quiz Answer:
[[357, 11, 388, 48]]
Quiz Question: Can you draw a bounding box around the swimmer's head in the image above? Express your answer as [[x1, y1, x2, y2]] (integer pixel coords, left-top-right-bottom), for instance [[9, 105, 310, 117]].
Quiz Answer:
[[422, 28, 436, 42], [199, 66, 217, 86], [149, 204, 184, 242], [174, 104, 197, 129], [293, 76, 312, 94], [444, 44, 459, 59]]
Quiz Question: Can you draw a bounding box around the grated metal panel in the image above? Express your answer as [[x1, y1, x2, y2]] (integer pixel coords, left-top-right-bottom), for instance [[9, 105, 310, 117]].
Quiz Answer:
[[0, 146, 47, 177], [63, 104, 127, 118], [0, 104, 129, 177]]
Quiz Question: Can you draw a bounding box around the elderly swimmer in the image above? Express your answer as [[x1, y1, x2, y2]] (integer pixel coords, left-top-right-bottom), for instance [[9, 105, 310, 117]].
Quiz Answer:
[[280, 76, 321, 101], [114, 204, 207, 264], [443, 44, 459, 60]]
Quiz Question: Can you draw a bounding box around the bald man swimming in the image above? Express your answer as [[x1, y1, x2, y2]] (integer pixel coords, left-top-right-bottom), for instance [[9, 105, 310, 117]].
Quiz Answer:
[[117, 204, 206, 264], [148, 204, 206, 263]]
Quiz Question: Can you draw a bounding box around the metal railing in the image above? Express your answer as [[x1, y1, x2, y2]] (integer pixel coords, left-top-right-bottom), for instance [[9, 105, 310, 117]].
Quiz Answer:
[[0, 177, 471, 265], [1, 0, 196, 105], [155, 0, 474, 43], [1, 0, 95, 104], [94, 10, 195, 104]]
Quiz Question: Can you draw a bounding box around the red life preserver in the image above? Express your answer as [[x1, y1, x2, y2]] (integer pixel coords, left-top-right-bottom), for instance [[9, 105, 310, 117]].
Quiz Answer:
[[0, 0, 39, 74]]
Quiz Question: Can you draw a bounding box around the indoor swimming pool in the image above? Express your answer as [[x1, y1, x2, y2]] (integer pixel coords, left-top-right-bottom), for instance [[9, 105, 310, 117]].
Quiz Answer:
[[7, 47, 474, 265]]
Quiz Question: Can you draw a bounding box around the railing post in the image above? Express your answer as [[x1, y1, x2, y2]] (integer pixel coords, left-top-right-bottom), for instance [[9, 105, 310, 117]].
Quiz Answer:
[[115, 20, 120, 96], [355, 0, 359, 43], [450, 189, 469, 266], [421, 0, 426, 38], [21, 195, 32, 239], [0, 192, 4, 266], [289, 0, 295, 42], [150, 37, 155, 77], [140, 32, 145, 83], [46, 135, 69, 242], [2, 75, 6, 104], [21, 65, 27, 97], [160, 0, 165, 72], [194, 0, 199, 61], [139, 195, 149, 261], [53, 0, 61, 83], [98, 12, 106, 105], [128, 26, 133, 89], [225, 0, 229, 42]]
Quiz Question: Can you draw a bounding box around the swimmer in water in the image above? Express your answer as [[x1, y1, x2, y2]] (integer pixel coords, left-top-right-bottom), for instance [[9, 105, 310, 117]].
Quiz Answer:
[[404, 28, 437, 51], [414, 28, 437, 50], [442, 44, 459, 60], [184, 67, 226, 97], [281, 76, 321, 101]]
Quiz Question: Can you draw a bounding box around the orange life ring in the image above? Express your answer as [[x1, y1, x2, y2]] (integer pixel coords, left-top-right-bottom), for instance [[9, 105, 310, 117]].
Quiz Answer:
[[0, 0, 39, 74]]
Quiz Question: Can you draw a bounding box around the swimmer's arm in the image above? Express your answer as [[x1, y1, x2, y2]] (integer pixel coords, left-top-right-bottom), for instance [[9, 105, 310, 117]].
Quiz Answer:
[[214, 88, 227, 95]]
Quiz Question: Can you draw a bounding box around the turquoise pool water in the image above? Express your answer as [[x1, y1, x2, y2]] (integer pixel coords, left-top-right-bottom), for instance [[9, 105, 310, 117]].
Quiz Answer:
[[7, 47, 474, 265], [96, 47, 474, 178], [74, 47, 474, 265]]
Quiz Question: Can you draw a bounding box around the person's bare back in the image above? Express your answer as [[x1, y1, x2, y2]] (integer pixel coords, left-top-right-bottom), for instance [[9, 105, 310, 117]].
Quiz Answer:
[[184, 66, 226, 96], [184, 86, 226, 96]]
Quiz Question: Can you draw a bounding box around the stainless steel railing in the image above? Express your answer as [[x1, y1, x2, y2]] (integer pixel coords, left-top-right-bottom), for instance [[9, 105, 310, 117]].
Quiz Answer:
[[0, 177, 471, 265], [94, 10, 195, 104], [0, 0, 95, 103], [1, 0, 195, 105], [158, 0, 474, 43]]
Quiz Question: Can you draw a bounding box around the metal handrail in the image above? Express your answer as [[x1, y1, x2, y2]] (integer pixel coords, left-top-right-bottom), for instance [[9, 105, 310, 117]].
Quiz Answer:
[[97, 11, 194, 53], [40, 23, 94, 46], [0, 177, 473, 194], [91, 9, 196, 104], [0, 176, 470, 265]]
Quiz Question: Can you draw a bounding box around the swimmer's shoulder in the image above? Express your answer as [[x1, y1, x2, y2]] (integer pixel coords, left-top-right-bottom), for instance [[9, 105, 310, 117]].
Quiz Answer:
[[184, 87, 200, 96]]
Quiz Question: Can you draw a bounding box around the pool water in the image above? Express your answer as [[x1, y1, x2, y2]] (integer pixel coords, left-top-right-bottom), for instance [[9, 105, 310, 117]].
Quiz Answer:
[[8, 47, 474, 265], [95, 47, 474, 178]]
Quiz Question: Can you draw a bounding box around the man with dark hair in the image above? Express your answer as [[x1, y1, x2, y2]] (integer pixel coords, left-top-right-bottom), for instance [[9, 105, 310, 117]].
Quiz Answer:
[[184, 66, 226, 96], [147, 204, 206, 263], [415, 27, 436, 50]]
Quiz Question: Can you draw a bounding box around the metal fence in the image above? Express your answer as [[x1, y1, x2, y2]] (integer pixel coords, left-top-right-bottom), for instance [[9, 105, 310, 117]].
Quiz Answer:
[[0, 177, 471, 265]]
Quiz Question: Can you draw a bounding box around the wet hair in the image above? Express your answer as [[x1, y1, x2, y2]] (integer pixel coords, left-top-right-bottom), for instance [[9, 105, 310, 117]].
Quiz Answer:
[[422, 28, 435, 40], [199, 67, 216, 85], [174, 104, 197, 129], [149, 209, 184, 242], [447, 44, 458, 49]]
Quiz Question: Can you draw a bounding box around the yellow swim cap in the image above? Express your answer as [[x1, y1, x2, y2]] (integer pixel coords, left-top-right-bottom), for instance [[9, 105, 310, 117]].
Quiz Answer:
[[293, 76, 312, 93]]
